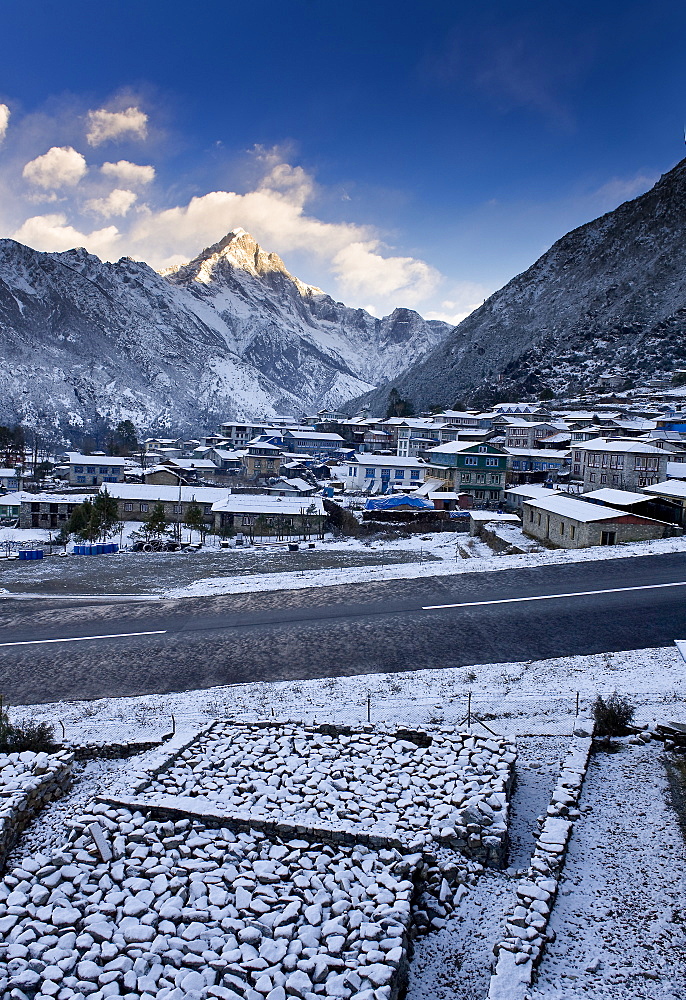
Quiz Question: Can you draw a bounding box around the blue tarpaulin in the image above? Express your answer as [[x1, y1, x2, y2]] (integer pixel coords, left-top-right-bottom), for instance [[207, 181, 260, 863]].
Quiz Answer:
[[365, 494, 434, 511]]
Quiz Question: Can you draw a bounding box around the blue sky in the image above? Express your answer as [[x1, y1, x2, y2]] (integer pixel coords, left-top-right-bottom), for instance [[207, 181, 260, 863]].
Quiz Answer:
[[0, 0, 684, 320]]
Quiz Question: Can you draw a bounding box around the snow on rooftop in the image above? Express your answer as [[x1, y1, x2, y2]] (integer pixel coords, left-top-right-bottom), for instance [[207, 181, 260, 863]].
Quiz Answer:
[[642, 479, 686, 499], [523, 495, 632, 522], [66, 452, 129, 465], [582, 488, 649, 505], [101, 483, 230, 503], [581, 437, 666, 454], [211, 495, 325, 515]]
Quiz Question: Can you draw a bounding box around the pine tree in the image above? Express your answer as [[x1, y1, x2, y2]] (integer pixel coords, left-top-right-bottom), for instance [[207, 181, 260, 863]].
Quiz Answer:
[[115, 420, 138, 454], [144, 501, 170, 539], [183, 499, 206, 541], [92, 488, 121, 540]]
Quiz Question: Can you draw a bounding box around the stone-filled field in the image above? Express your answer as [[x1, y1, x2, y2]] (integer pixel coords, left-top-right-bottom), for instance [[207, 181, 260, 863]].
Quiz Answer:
[[139, 724, 515, 863], [0, 724, 515, 1000]]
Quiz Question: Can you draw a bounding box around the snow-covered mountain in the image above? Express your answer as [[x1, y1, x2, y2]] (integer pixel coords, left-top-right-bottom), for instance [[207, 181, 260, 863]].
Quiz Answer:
[[0, 229, 450, 436], [357, 157, 686, 413]]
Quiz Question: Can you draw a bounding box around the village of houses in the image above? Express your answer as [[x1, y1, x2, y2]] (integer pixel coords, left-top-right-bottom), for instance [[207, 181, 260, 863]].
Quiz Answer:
[[2, 393, 686, 571]]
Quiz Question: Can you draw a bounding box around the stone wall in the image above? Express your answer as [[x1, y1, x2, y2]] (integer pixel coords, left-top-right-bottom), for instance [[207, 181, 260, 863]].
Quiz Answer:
[[487, 720, 594, 999], [0, 750, 73, 868]]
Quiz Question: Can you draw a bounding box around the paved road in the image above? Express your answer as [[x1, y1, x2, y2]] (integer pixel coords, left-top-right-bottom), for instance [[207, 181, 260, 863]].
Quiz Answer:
[[1, 552, 685, 705]]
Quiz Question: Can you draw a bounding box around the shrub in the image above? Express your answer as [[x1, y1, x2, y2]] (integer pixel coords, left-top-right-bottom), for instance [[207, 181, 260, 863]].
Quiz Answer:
[[0, 700, 58, 752], [593, 691, 636, 736]]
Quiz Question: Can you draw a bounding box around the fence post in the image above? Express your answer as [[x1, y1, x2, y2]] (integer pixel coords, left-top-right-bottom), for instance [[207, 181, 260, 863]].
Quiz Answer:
[[575, 691, 580, 717], [366, 693, 371, 724], [467, 691, 472, 731], [171, 714, 176, 736]]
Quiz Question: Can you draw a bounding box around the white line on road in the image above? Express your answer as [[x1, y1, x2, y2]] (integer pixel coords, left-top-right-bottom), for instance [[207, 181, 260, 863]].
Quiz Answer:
[[422, 579, 686, 611], [0, 630, 167, 647]]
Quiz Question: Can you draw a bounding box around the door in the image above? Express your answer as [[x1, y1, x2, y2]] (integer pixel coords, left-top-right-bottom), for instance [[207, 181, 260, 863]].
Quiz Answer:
[[600, 530, 616, 546]]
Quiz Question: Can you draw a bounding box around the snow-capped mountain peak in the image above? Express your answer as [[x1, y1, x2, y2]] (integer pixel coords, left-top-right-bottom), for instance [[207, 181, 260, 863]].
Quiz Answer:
[[0, 232, 451, 435], [167, 228, 323, 297]]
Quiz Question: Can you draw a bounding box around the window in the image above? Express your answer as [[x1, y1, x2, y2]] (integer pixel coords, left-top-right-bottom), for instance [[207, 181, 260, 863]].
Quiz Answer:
[[140, 503, 149, 512], [560, 522, 565, 535], [573, 465, 580, 474], [75, 466, 83, 473], [475, 490, 485, 499], [395, 470, 404, 479], [612, 476, 619, 484], [476, 474, 485, 483], [600, 475, 607, 484], [589, 473, 596, 482], [124, 503, 133, 511], [464, 456, 478, 466], [600, 530, 616, 546], [410, 470, 420, 480], [242, 515, 254, 525], [87, 466, 95, 474], [365, 468, 376, 477], [381, 469, 391, 477], [512, 461, 520, 470], [99, 467, 108, 474], [529, 509, 534, 521], [478, 446, 487, 453], [485, 457, 498, 467], [537, 513, 542, 525], [76, 476, 86, 483], [173, 505, 182, 513], [490, 474, 500, 484], [461, 473, 471, 483], [570, 525, 576, 540], [204, 506, 212, 514]]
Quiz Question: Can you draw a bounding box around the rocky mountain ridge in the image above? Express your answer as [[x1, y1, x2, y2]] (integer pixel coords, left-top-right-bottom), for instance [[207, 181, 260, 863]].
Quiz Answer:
[[0, 230, 450, 437], [358, 157, 686, 413]]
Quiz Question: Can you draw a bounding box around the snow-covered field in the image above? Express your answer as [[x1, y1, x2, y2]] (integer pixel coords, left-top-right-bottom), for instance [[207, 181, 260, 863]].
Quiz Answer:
[[3, 645, 686, 998], [3, 521, 686, 599]]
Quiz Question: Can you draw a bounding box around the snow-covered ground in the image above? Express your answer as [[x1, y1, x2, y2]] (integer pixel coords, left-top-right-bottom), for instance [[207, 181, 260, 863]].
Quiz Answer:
[[165, 531, 686, 600], [4, 646, 686, 999], [2, 521, 686, 598]]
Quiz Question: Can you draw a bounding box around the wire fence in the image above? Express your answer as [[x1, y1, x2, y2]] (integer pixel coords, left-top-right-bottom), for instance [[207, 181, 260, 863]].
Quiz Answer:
[[42, 690, 592, 746]]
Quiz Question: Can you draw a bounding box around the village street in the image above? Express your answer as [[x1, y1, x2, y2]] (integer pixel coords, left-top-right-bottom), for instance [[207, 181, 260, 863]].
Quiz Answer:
[[0, 551, 685, 705]]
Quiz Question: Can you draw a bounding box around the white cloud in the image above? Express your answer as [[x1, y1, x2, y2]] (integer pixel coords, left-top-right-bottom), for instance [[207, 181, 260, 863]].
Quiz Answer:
[[22, 146, 87, 189], [101, 160, 155, 186], [425, 285, 490, 325], [8, 144, 449, 314], [11, 213, 120, 258], [590, 172, 658, 211], [86, 188, 138, 218], [331, 241, 439, 304], [0, 104, 9, 144], [86, 107, 148, 146]]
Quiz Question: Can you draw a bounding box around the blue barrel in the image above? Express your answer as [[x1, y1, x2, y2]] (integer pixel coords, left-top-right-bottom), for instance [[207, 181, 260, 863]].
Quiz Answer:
[[19, 549, 43, 560]]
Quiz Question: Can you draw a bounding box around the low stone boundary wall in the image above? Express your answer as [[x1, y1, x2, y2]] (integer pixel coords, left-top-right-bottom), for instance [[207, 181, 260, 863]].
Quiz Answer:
[[65, 736, 173, 760], [96, 792, 408, 852], [0, 750, 73, 868], [487, 720, 594, 999]]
